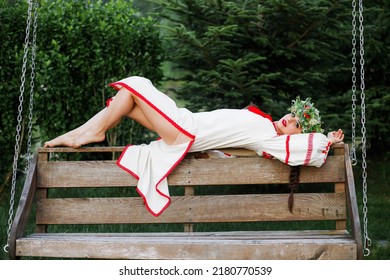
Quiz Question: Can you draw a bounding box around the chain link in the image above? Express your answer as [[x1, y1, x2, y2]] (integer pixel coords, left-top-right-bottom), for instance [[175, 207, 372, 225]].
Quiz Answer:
[[358, 0, 371, 257], [351, 0, 371, 257], [25, 1, 39, 174], [4, 0, 37, 254], [350, 0, 358, 166]]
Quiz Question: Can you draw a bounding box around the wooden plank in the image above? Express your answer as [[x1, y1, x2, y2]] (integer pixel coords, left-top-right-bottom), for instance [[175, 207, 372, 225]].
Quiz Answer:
[[36, 152, 49, 234], [38, 144, 345, 155], [344, 144, 363, 259], [38, 146, 126, 153], [16, 231, 357, 259], [9, 155, 38, 260], [335, 182, 347, 230], [37, 156, 345, 188], [37, 160, 131, 188], [333, 144, 346, 230], [18, 230, 353, 239], [38, 147, 259, 155], [184, 187, 194, 233], [36, 193, 346, 225]]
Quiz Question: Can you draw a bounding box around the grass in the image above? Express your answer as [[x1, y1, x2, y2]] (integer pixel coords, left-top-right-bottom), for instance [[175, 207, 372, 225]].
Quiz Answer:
[[1, 159, 389, 260], [354, 159, 390, 259]]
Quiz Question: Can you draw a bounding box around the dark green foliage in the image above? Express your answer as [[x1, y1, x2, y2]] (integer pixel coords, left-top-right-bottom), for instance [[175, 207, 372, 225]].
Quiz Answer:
[[0, 0, 30, 191], [151, 0, 390, 157], [0, 0, 164, 188], [35, 0, 164, 146], [151, 1, 349, 113]]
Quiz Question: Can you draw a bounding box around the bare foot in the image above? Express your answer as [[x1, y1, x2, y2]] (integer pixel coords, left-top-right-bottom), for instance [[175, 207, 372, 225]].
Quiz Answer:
[[44, 134, 77, 148], [73, 130, 106, 148]]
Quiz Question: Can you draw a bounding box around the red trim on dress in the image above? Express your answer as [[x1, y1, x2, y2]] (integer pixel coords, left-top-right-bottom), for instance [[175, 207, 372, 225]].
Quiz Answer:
[[106, 97, 114, 107], [262, 151, 274, 159], [110, 81, 195, 140], [247, 105, 273, 122], [116, 145, 140, 180], [116, 141, 195, 217], [150, 139, 194, 216], [285, 135, 291, 164], [304, 133, 314, 165], [322, 141, 332, 163], [247, 105, 279, 135], [111, 80, 196, 216]]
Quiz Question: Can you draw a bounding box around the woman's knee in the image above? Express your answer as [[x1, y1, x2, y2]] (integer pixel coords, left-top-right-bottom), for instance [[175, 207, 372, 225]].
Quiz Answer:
[[108, 88, 135, 115]]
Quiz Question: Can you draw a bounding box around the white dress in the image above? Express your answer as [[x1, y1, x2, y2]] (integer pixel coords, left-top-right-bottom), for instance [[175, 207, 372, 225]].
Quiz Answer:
[[110, 77, 332, 216]]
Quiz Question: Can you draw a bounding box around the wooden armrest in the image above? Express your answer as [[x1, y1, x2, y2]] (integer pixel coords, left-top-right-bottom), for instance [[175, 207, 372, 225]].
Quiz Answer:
[[9, 154, 38, 259]]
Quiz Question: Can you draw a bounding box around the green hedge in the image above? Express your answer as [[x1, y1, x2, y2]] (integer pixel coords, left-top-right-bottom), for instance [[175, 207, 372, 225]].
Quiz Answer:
[[0, 0, 164, 189]]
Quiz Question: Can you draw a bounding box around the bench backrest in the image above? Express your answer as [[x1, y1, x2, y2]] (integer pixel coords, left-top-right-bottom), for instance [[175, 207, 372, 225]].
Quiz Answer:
[[33, 144, 352, 233]]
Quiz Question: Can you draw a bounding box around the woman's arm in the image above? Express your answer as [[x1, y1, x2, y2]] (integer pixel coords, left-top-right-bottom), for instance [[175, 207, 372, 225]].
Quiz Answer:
[[261, 133, 333, 167]]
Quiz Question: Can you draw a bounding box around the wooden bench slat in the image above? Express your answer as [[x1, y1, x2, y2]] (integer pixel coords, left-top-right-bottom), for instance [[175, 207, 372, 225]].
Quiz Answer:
[[16, 231, 357, 259], [9, 144, 361, 260], [37, 156, 345, 188], [17, 230, 353, 239], [36, 193, 347, 225]]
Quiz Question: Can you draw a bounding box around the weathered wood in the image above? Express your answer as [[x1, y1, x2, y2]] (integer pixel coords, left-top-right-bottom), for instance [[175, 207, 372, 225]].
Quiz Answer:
[[37, 156, 345, 188], [335, 183, 347, 230], [9, 154, 38, 260], [344, 144, 363, 259], [36, 193, 347, 225], [184, 187, 195, 233], [38, 146, 126, 153], [333, 146, 347, 230], [16, 231, 357, 260], [11, 144, 361, 260], [38, 143, 345, 155], [36, 151, 49, 234]]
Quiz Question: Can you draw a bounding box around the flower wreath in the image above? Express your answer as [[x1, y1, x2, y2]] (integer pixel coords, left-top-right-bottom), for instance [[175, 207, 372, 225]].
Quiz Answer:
[[289, 96, 324, 133]]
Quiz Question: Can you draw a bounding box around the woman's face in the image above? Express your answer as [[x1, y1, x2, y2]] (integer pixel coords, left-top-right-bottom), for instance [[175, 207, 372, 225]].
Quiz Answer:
[[275, 113, 303, 135]]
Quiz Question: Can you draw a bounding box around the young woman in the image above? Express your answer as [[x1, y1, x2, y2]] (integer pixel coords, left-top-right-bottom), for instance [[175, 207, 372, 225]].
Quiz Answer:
[[44, 76, 344, 216]]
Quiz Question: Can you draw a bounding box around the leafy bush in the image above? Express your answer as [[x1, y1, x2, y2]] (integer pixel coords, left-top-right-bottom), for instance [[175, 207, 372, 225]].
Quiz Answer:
[[0, 0, 30, 191], [35, 0, 164, 146], [0, 0, 164, 189]]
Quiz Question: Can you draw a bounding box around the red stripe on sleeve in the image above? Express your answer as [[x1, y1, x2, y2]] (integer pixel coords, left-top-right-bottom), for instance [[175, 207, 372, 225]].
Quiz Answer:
[[285, 135, 291, 164], [304, 133, 314, 165]]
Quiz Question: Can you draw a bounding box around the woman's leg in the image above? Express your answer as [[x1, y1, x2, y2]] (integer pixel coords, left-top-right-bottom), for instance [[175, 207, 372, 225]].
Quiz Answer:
[[129, 94, 192, 145], [44, 88, 136, 148], [72, 89, 141, 147], [44, 86, 191, 148], [43, 110, 104, 147]]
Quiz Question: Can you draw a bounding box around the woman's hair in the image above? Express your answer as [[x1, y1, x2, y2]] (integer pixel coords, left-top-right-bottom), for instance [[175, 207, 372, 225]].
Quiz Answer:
[[288, 165, 300, 213]]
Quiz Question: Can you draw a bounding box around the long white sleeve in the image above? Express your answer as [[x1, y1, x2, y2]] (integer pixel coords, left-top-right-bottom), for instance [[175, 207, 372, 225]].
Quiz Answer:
[[261, 133, 332, 167]]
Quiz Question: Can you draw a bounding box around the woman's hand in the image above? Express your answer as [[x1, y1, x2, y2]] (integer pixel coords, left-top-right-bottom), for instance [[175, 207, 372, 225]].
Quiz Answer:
[[327, 129, 344, 144]]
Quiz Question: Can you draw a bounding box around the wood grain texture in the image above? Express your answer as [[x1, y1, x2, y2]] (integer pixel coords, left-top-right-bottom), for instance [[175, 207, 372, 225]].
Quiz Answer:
[[344, 144, 363, 259], [37, 156, 345, 188], [16, 231, 357, 259], [8, 154, 38, 260], [11, 144, 361, 260], [36, 193, 346, 225]]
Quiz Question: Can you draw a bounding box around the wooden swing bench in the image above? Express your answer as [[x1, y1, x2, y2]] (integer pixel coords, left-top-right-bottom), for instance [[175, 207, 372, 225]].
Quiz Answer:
[[9, 143, 362, 259]]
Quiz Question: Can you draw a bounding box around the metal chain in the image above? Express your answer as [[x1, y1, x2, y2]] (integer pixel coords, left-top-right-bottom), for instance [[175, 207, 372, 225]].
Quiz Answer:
[[351, 0, 371, 257], [350, 0, 358, 166], [358, 0, 371, 257], [25, 0, 39, 174], [4, 0, 34, 254]]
